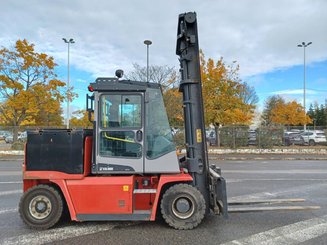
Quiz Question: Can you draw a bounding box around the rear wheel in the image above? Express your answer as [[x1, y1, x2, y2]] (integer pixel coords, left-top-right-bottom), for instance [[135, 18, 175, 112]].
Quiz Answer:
[[160, 184, 206, 230], [19, 185, 63, 230], [309, 139, 315, 146]]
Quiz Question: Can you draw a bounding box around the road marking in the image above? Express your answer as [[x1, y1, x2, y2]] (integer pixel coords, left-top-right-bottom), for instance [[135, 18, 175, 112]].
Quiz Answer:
[[1, 223, 119, 245], [226, 180, 244, 183], [0, 208, 17, 215], [0, 190, 22, 196], [0, 171, 21, 176], [222, 215, 327, 245], [0, 181, 22, 184]]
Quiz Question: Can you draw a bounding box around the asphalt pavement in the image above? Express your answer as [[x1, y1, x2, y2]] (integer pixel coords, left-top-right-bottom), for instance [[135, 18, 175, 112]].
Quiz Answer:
[[0, 159, 327, 245]]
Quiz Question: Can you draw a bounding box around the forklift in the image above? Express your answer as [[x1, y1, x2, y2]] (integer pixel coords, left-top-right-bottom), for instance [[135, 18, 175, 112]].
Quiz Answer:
[[19, 12, 227, 230], [19, 12, 318, 230]]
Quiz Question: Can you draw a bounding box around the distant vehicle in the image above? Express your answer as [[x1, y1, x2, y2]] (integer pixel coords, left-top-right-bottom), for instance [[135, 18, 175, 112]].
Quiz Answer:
[[0, 131, 10, 140], [18, 131, 27, 142], [301, 130, 327, 146], [4, 134, 13, 144], [283, 132, 304, 146], [289, 129, 302, 133], [206, 130, 216, 146], [248, 130, 257, 146]]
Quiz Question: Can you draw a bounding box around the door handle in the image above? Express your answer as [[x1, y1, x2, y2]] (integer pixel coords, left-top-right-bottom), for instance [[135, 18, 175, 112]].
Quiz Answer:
[[136, 130, 143, 142]]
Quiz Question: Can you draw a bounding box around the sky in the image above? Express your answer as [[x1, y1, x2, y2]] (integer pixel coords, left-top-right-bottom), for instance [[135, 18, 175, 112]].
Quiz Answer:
[[1, 0, 327, 117]]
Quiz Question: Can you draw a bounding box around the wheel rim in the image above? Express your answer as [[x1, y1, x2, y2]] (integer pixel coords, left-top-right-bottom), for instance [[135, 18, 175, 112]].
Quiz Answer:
[[29, 195, 52, 220], [171, 195, 195, 219]]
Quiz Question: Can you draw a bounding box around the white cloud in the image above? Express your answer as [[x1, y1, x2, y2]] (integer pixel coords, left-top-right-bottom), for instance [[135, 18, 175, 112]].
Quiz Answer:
[[272, 89, 318, 95], [1, 0, 327, 78]]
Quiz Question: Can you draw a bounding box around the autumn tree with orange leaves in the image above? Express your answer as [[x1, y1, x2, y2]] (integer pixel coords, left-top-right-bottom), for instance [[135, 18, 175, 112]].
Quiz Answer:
[[70, 110, 93, 128], [163, 88, 183, 126], [0, 39, 66, 141], [271, 100, 312, 126], [200, 52, 256, 127], [200, 52, 256, 146]]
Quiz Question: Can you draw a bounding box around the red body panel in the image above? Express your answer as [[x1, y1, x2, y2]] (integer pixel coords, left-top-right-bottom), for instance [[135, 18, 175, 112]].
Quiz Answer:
[[83, 136, 92, 176], [66, 176, 133, 214], [23, 136, 193, 221]]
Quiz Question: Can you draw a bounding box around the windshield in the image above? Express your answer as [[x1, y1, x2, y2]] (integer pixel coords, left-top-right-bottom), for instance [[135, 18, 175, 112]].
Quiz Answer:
[[145, 88, 176, 159]]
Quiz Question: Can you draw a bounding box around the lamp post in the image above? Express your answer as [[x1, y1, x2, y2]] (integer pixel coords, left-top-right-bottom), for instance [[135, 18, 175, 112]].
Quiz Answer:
[[297, 41, 312, 131], [62, 38, 75, 129], [144, 40, 152, 83]]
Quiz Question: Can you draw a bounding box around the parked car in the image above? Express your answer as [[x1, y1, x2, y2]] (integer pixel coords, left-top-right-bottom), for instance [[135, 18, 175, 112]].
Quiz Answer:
[[301, 130, 327, 146], [0, 131, 10, 140], [206, 130, 216, 146], [18, 131, 27, 142], [4, 134, 13, 144], [283, 132, 304, 146]]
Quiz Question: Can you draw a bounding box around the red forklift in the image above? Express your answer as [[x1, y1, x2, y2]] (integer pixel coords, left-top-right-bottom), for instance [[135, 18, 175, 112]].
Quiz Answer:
[[19, 12, 227, 230], [18, 12, 318, 230]]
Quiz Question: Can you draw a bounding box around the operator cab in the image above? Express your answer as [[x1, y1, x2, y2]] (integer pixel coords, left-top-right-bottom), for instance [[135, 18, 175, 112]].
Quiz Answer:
[[87, 73, 180, 175]]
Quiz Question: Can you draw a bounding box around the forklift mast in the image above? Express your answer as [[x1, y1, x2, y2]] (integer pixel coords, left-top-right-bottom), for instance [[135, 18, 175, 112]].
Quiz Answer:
[[176, 12, 210, 207]]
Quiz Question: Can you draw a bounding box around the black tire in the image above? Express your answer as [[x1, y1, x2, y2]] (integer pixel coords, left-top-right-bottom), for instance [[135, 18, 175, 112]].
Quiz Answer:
[[19, 185, 63, 230], [309, 140, 315, 146], [160, 184, 206, 230]]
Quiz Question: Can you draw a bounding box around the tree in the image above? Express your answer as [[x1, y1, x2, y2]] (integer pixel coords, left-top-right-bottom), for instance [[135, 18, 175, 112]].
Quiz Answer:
[[33, 101, 63, 126], [200, 53, 255, 127], [307, 103, 315, 123], [261, 95, 285, 126], [240, 82, 259, 106], [200, 53, 256, 146], [307, 102, 327, 128], [69, 110, 93, 128], [127, 63, 182, 126], [163, 88, 183, 126], [270, 100, 312, 126], [127, 63, 178, 90], [0, 39, 65, 140]]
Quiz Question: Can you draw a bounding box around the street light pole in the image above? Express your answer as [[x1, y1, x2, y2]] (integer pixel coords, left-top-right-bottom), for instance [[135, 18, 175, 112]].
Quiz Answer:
[[297, 41, 312, 131], [144, 40, 152, 83], [62, 38, 75, 129]]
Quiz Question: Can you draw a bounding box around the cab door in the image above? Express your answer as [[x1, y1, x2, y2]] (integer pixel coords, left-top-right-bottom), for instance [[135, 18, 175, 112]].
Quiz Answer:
[[94, 92, 144, 174]]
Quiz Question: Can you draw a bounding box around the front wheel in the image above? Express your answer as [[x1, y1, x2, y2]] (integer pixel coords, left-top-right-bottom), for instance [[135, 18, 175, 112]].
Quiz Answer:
[[309, 139, 315, 146], [160, 184, 206, 230], [19, 185, 63, 230]]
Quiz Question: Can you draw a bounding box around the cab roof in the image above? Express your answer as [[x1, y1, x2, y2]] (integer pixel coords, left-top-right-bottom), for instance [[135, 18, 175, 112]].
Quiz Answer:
[[89, 77, 160, 92]]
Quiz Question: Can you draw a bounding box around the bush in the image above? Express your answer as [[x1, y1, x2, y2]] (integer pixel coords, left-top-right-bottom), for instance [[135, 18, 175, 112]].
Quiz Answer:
[[11, 141, 24, 150]]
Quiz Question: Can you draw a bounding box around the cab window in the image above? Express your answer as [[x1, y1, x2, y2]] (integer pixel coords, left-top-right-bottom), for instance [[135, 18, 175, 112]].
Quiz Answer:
[[100, 95, 141, 128]]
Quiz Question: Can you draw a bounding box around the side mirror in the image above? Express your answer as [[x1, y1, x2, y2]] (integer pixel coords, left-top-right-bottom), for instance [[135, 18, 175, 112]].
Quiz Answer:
[[86, 94, 94, 122]]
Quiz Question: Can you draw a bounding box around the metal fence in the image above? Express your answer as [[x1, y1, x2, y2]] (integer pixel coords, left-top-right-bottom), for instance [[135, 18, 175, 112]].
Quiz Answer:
[[1, 125, 327, 149], [171, 125, 327, 149]]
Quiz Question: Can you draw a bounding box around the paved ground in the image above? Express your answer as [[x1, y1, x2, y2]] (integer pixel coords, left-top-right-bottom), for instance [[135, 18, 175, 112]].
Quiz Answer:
[[0, 160, 326, 245]]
